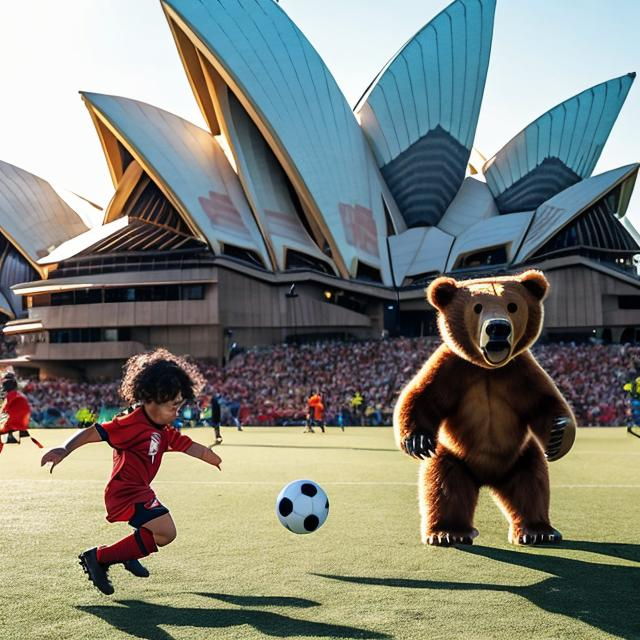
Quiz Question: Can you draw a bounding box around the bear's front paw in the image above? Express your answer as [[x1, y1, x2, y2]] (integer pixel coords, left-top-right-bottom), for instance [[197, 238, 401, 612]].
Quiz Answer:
[[402, 432, 436, 459], [545, 416, 570, 460]]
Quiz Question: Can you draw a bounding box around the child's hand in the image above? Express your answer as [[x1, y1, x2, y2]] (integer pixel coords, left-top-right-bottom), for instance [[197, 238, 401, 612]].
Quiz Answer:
[[188, 442, 222, 469], [208, 450, 222, 470], [40, 447, 68, 473]]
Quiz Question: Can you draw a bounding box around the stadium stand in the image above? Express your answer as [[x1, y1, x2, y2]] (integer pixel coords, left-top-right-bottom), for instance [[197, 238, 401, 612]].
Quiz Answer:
[[15, 338, 640, 428]]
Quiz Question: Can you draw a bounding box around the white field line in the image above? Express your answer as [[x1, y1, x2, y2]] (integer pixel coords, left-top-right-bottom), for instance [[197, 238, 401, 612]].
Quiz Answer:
[[5, 479, 640, 488], [154, 481, 640, 488], [570, 451, 640, 455]]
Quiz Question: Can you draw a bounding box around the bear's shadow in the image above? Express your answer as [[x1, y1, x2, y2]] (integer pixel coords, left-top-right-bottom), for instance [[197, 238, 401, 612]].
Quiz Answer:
[[77, 592, 390, 640], [315, 540, 640, 639]]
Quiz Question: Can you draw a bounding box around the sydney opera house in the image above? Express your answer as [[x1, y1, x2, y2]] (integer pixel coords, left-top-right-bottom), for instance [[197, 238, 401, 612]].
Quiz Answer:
[[2, 0, 639, 378]]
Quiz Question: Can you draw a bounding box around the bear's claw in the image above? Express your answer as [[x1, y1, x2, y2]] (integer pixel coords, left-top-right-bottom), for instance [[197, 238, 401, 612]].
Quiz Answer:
[[510, 527, 562, 545], [425, 529, 478, 546], [545, 417, 570, 460], [403, 432, 437, 459]]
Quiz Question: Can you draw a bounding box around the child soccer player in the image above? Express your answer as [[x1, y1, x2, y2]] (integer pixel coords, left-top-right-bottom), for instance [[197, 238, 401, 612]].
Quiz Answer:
[[40, 349, 222, 596]]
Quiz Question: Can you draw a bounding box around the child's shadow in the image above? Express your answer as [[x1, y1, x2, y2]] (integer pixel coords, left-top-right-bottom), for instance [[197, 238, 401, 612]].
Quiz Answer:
[[77, 592, 390, 640], [316, 541, 640, 639]]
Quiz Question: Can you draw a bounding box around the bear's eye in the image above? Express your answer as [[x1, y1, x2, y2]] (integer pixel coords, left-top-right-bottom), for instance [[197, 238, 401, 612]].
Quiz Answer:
[[473, 303, 483, 314], [507, 302, 518, 313]]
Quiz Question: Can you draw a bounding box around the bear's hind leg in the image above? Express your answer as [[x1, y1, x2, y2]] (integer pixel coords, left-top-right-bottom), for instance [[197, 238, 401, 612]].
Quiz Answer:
[[420, 452, 479, 546], [490, 441, 562, 545]]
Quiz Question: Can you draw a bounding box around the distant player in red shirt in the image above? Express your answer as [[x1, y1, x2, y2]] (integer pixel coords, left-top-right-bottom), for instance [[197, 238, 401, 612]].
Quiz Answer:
[[40, 349, 222, 596], [0, 372, 43, 454], [304, 392, 325, 433]]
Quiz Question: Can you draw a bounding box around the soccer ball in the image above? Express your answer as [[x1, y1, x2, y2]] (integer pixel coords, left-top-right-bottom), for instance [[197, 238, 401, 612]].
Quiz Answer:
[[276, 479, 329, 534]]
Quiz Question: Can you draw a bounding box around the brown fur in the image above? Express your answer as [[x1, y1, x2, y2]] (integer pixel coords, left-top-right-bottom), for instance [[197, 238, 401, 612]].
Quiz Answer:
[[394, 270, 576, 546]]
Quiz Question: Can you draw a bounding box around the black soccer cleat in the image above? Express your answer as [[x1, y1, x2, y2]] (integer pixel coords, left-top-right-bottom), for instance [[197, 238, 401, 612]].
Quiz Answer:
[[78, 547, 114, 595], [123, 559, 150, 578]]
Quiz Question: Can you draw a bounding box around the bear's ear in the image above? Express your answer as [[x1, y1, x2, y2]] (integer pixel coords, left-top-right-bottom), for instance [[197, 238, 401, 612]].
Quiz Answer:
[[426, 277, 458, 310], [518, 270, 549, 301]]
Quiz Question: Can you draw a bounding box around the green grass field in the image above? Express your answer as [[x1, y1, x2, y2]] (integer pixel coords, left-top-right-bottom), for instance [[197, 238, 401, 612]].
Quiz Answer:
[[1, 427, 639, 640]]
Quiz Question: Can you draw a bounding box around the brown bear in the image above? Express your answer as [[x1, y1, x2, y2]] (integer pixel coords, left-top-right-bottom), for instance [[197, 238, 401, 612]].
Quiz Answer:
[[393, 270, 576, 546]]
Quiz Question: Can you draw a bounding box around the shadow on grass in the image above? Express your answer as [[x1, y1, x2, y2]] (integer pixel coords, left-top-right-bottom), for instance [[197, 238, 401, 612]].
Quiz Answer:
[[193, 592, 319, 608], [77, 594, 390, 640], [315, 541, 640, 639]]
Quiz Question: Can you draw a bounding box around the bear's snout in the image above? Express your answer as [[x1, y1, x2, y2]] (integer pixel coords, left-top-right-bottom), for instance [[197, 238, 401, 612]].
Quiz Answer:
[[480, 319, 513, 365], [485, 319, 511, 340]]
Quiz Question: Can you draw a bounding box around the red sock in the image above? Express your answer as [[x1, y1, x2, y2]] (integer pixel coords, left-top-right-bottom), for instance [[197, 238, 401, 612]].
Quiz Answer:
[[96, 527, 157, 564]]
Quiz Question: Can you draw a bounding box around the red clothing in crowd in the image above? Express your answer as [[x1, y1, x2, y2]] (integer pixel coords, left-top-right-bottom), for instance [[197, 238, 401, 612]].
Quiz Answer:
[[96, 406, 193, 523], [307, 394, 324, 421], [0, 389, 31, 433]]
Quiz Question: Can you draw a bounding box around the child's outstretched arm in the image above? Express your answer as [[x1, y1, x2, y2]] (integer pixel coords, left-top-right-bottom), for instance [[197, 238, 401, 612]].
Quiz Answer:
[[40, 425, 102, 473], [184, 441, 222, 470]]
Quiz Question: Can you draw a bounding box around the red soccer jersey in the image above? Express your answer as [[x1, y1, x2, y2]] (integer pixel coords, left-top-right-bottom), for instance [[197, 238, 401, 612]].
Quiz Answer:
[[0, 390, 31, 433], [307, 394, 324, 421], [96, 406, 193, 523]]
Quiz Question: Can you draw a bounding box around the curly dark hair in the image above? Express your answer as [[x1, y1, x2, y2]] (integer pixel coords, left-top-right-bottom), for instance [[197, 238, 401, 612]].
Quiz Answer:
[[120, 349, 205, 405], [1, 374, 17, 392]]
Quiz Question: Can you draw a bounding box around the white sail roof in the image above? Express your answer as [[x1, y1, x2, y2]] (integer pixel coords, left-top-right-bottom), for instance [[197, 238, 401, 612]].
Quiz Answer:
[[483, 74, 635, 213], [49, 185, 103, 229], [446, 211, 533, 271], [437, 177, 499, 237], [356, 0, 495, 227], [0, 160, 88, 271], [162, 0, 399, 284], [204, 71, 337, 274], [514, 164, 640, 263], [82, 92, 272, 268], [389, 227, 454, 284], [38, 217, 130, 265]]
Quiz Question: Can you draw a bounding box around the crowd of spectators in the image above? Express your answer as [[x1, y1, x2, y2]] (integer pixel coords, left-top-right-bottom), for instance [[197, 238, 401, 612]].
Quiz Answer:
[[8, 338, 640, 428], [23, 379, 122, 427], [532, 342, 640, 427]]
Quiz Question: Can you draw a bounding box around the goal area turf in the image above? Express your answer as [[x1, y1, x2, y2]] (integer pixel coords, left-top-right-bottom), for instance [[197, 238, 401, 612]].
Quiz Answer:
[[1, 427, 639, 640]]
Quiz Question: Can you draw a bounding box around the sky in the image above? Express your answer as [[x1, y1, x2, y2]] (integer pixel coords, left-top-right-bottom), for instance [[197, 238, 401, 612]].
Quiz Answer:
[[0, 0, 638, 227]]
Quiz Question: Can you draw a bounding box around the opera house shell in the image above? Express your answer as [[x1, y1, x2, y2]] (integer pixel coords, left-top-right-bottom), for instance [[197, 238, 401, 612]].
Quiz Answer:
[[3, 0, 640, 377], [0, 160, 88, 321]]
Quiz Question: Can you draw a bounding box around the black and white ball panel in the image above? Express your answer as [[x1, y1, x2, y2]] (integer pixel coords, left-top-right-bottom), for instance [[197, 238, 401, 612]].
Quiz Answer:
[[278, 497, 293, 517], [275, 479, 329, 534], [300, 482, 317, 497]]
